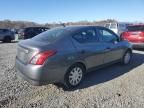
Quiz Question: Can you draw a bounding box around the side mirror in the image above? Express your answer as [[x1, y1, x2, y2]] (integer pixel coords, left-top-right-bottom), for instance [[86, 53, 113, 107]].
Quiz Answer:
[[113, 40, 118, 44]]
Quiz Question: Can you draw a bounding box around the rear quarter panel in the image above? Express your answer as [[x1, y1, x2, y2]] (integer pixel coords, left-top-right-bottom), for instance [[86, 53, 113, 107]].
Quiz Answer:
[[44, 35, 82, 82], [119, 40, 133, 54]]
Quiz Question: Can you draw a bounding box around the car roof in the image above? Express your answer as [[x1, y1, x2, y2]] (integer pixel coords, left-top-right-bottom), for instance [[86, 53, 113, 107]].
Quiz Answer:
[[61, 25, 105, 32], [24, 27, 49, 29]]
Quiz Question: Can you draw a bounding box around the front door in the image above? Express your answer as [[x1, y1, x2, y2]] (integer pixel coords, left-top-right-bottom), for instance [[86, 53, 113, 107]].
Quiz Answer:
[[97, 27, 124, 64]]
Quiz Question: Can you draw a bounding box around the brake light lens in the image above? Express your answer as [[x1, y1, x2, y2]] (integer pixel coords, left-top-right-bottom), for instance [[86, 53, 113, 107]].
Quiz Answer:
[[121, 32, 129, 40], [140, 32, 144, 37], [29, 50, 57, 65], [122, 32, 130, 37]]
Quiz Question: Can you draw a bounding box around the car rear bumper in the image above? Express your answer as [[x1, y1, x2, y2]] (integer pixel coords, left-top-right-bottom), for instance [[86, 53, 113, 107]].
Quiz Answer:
[[17, 68, 46, 86], [15, 57, 66, 86], [130, 42, 144, 48]]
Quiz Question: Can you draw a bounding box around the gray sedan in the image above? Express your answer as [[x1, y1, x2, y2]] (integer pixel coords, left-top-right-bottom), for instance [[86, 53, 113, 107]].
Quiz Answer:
[[15, 26, 132, 88]]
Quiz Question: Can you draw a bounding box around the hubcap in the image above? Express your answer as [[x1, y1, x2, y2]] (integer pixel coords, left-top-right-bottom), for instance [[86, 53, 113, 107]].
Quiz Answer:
[[69, 67, 83, 86], [124, 52, 131, 64]]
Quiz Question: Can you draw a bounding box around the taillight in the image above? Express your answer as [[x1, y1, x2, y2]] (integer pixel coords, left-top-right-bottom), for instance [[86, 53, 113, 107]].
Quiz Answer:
[[122, 32, 130, 37], [140, 32, 144, 37], [121, 32, 129, 40], [29, 50, 57, 65]]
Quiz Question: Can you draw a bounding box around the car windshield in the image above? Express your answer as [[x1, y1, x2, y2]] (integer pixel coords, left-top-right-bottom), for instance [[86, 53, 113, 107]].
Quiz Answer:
[[32, 28, 67, 43], [127, 25, 144, 31]]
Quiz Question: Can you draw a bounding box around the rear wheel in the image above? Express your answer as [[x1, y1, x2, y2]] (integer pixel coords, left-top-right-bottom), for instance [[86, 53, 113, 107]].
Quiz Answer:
[[121, 50, 132, 65], [64, 64, 85, 88]]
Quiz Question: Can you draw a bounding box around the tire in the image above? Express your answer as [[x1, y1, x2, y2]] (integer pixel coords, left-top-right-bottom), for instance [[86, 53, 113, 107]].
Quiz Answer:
[[121, 50, 132, 65], [64, 64, 85, 88], [3, 36, 11, 43]]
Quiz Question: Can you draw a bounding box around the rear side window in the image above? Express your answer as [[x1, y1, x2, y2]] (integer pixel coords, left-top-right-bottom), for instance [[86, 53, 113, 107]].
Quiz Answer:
[[34, 28, 42, 32], [73, 29, 98, 43], [127, 26, 144, 31], [32, 28, 67, 43]]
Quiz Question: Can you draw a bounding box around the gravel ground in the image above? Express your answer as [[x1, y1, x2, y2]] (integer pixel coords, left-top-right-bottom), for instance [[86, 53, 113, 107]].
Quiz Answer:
[[0, 42, 144, 108]]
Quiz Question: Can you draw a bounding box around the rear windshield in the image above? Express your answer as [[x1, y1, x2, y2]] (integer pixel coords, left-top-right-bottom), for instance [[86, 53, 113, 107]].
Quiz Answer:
[[32, 28, 68, 42], [127, 25, 144, 31]]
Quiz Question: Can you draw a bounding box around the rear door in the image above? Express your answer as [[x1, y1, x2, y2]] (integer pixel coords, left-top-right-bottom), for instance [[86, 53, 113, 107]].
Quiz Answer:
[[97, 27, 124, 64], [72, 27, 106, 69]]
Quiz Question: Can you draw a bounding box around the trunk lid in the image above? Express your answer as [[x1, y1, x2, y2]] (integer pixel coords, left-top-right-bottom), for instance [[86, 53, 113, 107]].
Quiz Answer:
[[17, 39, 54, 64]]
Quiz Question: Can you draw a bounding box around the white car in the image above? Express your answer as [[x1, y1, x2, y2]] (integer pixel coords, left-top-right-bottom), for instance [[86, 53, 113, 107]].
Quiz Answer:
[[104, 22, 131, 36]]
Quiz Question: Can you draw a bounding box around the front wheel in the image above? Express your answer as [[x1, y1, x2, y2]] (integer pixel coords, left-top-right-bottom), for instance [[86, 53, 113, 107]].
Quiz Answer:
[[121, 50, 132, 65], [64, 64, 85, 88]]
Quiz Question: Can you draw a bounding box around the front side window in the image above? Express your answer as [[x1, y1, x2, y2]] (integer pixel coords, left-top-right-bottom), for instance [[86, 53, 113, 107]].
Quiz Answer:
[[73, 29, 98, 43], [97, 28, 118, 43]]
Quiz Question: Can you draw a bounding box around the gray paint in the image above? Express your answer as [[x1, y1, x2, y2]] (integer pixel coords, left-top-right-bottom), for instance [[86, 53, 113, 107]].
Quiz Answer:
[[15, 26, 132, 85]]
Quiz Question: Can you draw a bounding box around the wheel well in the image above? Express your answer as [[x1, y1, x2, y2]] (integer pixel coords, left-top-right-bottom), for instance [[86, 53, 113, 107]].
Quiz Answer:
[[64, 62, 86, 84], [73, 62, 86, 71]]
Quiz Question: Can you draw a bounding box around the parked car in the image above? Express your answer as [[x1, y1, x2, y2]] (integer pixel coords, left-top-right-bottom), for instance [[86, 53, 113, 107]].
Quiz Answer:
[[0, 29, 15, 42], [15, 26, 132, 88], [18, 27, 49, 39], [121, 24, 144, 48], [104, 22, 131, 35]]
